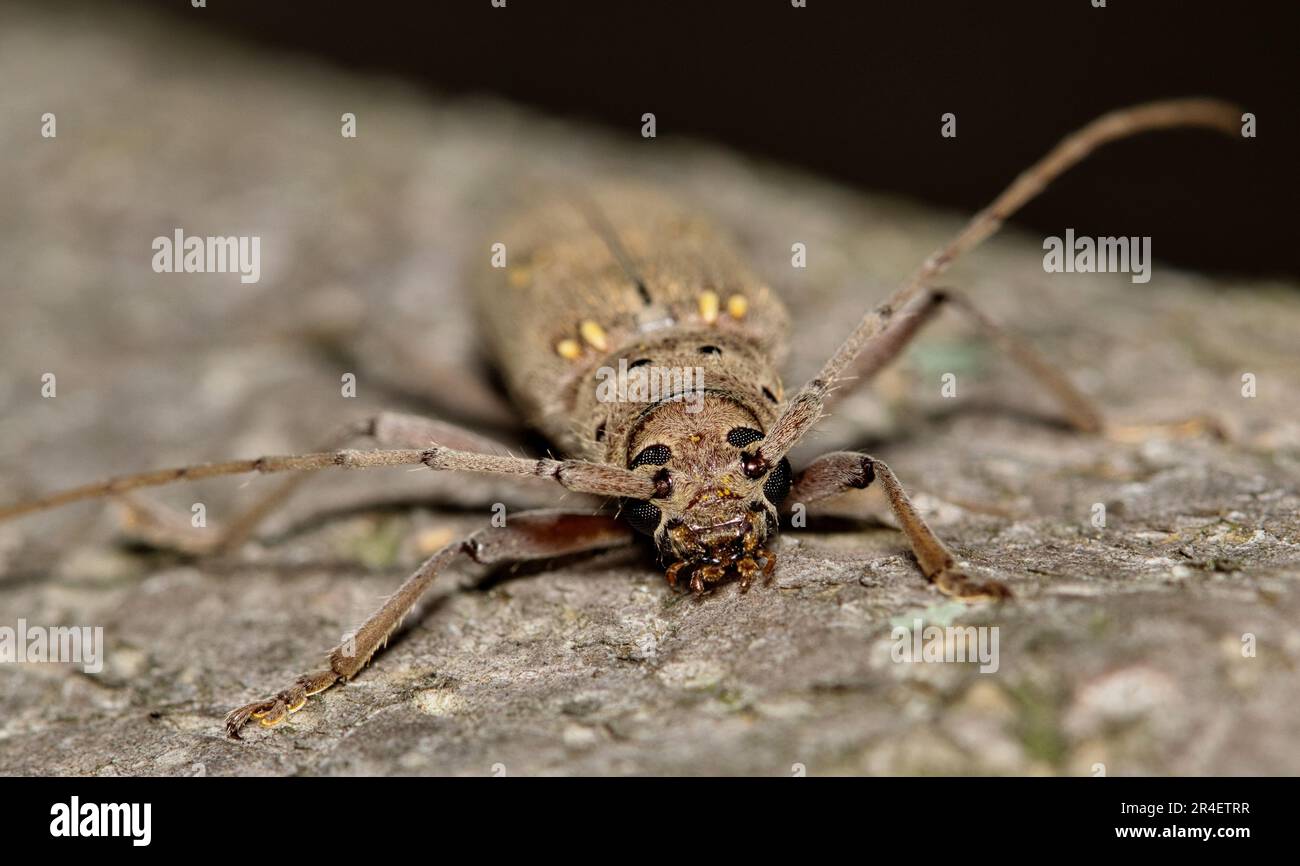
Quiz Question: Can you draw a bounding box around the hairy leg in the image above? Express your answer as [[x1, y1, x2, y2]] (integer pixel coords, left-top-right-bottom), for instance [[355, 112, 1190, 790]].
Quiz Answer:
[[224, 509, 635, 738], [788, 451, 1010, 601], [835, 287, 1102, 431], [267, 294, 521, 432], [831, 287, 1221, 439]]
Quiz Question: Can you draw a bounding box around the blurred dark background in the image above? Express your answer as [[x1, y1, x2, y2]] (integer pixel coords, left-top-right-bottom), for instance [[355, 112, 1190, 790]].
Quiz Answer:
[[136, 0, 1295, 279]]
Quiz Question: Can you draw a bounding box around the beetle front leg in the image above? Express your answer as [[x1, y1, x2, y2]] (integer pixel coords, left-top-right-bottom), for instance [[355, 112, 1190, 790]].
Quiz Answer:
[[789, 451, 1011, 601]]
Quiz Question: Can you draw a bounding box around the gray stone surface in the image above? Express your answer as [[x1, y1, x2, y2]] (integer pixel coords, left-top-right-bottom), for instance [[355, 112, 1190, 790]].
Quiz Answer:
[[1, 3, 1298, 776]]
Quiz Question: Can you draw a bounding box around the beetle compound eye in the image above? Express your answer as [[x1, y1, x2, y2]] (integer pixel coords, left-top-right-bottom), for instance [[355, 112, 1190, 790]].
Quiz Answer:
[[629, 444, 672, 468], [763, 457, 792, 506], [622, 499, 662, 536], [726, 427, 765, 448]]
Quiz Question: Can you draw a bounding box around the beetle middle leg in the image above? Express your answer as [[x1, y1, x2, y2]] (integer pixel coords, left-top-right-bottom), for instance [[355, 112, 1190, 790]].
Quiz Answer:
[[224, 509, 635, 738], [788, 451, 1011, 601], [831, 287, 1223, 440]]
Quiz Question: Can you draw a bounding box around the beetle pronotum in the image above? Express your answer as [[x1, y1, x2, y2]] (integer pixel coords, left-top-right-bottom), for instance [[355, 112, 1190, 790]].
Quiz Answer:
[[0, 98, 1241, 737]]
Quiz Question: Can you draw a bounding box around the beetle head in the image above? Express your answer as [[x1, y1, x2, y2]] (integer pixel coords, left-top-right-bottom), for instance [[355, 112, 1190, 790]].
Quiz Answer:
[[620, 397, 789, 593]]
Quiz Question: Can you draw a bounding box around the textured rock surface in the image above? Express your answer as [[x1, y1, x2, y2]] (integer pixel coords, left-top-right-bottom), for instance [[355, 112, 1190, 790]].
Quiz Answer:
[[1, 4, 1298, 776]]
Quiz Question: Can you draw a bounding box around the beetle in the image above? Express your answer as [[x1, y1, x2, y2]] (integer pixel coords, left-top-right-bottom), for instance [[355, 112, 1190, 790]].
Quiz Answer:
[[0, 98, 1241, 737]]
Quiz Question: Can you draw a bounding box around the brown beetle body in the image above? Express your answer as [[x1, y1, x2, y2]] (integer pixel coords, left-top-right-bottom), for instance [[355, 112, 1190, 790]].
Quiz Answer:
[[0, 100, 1240, 733], [478, 186, 797, 587], [478, 185, 790, 460]]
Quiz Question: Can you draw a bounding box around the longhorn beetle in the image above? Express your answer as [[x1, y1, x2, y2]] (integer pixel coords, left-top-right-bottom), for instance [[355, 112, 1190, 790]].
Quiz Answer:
[[0, 99, 1242, 738]]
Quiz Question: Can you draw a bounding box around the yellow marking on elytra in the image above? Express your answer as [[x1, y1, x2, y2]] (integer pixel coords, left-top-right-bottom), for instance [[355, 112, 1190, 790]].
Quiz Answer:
[[698, 290, 720, 324], [507, 267, 531, 288], [726, 293, 749, 319], [689, 434, 701, 444], [556, 338, 582, 360], [579, 319, 609, 351], [416, 526, 456, 554]]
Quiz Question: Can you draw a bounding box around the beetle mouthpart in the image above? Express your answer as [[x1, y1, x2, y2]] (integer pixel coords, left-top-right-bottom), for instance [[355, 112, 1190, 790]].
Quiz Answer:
[[689, 563, 727, 594], [660, 510, 775, 593], [736, 556, 760, 591], [662, 544, 776, 596], [669, 548, 777, 595]]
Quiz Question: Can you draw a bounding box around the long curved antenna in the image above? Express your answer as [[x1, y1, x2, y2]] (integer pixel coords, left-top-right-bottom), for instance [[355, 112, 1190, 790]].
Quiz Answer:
[[751, 98, 1243, 470], [0, 446, 656, 523]]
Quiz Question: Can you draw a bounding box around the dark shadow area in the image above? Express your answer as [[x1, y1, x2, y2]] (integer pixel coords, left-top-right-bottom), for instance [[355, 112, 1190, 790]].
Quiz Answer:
[[127, 0, 1298, 280]]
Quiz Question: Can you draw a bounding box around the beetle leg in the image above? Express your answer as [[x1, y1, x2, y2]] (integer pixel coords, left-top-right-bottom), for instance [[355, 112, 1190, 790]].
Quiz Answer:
[[789, 452, 1011, 601], [224, 510, 634, 738]]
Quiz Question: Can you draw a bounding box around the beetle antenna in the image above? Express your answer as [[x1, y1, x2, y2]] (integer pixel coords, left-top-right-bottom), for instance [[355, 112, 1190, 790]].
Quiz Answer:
[[755, 98, 1243, 467]]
